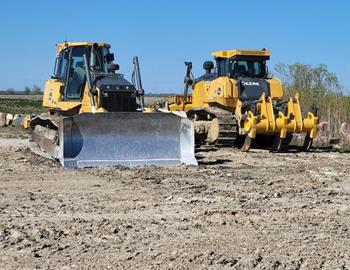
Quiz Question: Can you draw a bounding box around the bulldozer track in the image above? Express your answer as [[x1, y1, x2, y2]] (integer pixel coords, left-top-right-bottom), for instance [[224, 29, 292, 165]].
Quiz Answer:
[[216, 114, 238, 147], [204, 107, 239, 148]]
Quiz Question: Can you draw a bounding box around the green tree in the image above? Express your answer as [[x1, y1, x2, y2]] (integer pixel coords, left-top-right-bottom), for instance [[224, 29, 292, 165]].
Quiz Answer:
[[24, 86, 31, 95], [274, 63, 349, 138], [32, 85, 42, 95], [5, 88, 15, 95]]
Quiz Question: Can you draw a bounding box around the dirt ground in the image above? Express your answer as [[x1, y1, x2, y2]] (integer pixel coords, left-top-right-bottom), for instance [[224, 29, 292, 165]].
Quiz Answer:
[[0, 138, 349, 270]]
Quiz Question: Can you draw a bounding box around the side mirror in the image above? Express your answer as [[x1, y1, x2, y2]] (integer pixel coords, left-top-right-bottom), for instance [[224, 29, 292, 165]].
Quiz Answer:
[[105, 53, 115, 63]]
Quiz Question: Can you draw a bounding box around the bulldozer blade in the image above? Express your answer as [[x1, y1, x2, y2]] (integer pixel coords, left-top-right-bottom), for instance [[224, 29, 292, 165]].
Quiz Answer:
[[58, 112, 197, 168]]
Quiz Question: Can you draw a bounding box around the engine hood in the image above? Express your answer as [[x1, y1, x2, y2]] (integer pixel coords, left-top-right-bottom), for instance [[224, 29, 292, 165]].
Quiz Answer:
[[94, 73, 135, 91]]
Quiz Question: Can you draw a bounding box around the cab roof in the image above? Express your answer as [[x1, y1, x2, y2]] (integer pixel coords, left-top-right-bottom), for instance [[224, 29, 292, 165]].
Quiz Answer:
[[212, 49, 271, 59], [56, 42, 111, 54]]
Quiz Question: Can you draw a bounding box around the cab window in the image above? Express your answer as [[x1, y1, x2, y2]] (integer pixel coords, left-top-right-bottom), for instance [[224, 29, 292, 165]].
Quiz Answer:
[[217, 59, 227, 76], [65, 46, 89, 100], [228, 60, 264, 78], [53, 49, 69, 81], [94, 47, 110, 72]]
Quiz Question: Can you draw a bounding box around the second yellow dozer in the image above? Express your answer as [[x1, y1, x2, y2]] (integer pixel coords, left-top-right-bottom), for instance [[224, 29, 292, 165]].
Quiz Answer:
[[165, 49, 318, 151], [29, 42, 197, 168]]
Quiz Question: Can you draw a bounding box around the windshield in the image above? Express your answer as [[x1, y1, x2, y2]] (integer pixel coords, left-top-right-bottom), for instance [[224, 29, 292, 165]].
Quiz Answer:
[[228, 60, 265, 78], [54, 46, 110, 78]]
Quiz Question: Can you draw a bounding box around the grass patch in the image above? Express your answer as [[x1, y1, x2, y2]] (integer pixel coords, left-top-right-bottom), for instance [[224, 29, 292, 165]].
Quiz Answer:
[[337, 147, 350, 153], [0, 98, 45, 115]]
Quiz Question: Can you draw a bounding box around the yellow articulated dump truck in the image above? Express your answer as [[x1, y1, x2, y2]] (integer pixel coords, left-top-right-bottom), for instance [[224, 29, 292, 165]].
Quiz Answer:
[[165, 49, 318, 151], [29, 42, 197, 168]]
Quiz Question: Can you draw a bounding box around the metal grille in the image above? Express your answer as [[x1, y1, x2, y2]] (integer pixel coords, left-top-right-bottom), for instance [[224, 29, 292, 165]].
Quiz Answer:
[[100, 90, 138, 112]]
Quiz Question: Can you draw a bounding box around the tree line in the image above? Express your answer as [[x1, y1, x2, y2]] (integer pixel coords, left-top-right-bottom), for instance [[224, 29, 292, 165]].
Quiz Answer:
[[3, 85, 42, 95], [274, 63, 349, 137]]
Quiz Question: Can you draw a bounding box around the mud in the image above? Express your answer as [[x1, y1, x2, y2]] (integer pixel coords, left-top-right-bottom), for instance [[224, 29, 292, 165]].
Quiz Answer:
[[0, 139, 349, 269]]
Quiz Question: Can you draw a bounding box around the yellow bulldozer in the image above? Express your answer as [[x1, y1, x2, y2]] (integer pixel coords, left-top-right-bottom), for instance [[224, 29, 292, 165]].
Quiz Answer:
[[29, 42, 197, 168], [166, 49, 318, 151]]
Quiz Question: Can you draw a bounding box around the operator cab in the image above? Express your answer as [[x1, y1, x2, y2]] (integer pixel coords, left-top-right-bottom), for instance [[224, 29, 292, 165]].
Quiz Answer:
[[51, 42, 138, 112], [213, 49, 271, 101], [52, 43, 116, 100]]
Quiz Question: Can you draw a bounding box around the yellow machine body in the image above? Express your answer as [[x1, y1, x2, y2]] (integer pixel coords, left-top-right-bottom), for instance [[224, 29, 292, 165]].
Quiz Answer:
[[167, 49, 318, 150], [29, 42, 197, 168], [42, 78, 106, 113]]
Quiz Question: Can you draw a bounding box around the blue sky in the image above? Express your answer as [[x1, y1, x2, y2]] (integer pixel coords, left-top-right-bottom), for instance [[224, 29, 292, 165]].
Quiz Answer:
[[0, 0, 349, 93]]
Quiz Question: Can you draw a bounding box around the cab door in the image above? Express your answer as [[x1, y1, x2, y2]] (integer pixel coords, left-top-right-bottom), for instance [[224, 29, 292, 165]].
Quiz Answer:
[[63, 46, 90, 100]]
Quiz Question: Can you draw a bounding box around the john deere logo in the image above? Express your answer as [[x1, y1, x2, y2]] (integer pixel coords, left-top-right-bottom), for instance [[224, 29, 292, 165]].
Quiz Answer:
[[242, 81, 260, 86]]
